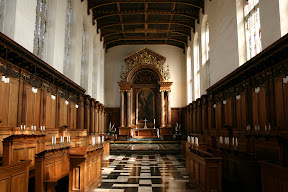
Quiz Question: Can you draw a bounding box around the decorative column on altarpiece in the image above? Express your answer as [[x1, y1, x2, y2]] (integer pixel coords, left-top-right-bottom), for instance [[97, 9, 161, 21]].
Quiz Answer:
[[127, 90, 131, 127], [167, 90, 172, 127], [120, 90, 125, 127], [160, 90, 165, 128]]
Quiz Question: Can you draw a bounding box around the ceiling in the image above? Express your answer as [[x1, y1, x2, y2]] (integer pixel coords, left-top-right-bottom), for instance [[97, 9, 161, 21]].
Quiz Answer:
[[86, 0, 204, 51]]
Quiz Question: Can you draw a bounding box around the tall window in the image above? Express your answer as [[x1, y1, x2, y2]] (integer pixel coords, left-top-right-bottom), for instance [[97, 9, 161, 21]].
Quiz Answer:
[[187, 47, 192, 104], [33, 0, 48, 59], [205, 22, 210, 61], [0, 0, 4, 30], [194, 34, 200, 100], [81, 23, 88, 91], [244, 0, 261, 60], [63, 0, 72, 76]]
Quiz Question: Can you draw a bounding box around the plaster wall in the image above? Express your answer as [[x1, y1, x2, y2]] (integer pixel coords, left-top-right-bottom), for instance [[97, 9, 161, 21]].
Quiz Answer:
[[0, 0, 105, 102], [105, 45, 186, 108]]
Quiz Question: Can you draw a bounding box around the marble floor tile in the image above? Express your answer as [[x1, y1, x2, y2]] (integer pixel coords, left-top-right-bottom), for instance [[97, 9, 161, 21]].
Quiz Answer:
[[94, 153, 196, 192]]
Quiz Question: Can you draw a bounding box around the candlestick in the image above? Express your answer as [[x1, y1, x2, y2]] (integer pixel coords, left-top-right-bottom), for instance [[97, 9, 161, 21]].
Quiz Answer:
[[235, 138, 238, 149]]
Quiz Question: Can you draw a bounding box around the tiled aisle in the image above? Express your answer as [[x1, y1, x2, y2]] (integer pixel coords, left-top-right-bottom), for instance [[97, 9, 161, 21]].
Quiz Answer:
[[93, 154, 197, 192]]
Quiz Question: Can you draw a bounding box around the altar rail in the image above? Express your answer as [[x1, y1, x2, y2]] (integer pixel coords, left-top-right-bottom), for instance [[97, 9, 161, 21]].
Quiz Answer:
[[69, 146, 103, 192], [35, 147, 70, 192], [186, 147, 222, 192], [0, 160, 31, 192]]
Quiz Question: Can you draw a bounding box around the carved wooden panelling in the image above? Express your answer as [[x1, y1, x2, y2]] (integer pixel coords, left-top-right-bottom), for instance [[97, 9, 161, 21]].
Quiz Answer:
[[45, 92, 56, 129], [10, 172, 27, 192], [0, 78, 19, 127]]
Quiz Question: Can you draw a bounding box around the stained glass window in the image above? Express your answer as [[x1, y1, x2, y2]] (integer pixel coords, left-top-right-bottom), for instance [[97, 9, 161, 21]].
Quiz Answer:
[[33, 0, 48, 59], [244, 0, 261, 60], [63, 0, 72, 76]]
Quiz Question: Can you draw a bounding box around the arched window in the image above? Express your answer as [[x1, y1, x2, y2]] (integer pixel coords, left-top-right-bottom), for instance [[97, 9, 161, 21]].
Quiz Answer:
[[63, 0, 72, 76], [187, 47, 192, 104], [194, 33, 200, 100], [33, 0, 48, 59], [244, 0, 262, 60]]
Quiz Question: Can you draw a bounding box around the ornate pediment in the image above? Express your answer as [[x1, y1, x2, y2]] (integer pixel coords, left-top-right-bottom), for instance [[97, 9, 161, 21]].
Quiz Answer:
[[120, 48, 170, 81]]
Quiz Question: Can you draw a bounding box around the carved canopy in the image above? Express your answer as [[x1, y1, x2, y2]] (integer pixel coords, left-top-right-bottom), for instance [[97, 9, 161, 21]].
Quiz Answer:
[[120, 48, 170, 82]]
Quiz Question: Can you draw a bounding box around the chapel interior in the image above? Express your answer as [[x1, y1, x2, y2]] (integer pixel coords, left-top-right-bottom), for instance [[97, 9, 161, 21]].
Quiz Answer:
[[0, 0, 287, 192]]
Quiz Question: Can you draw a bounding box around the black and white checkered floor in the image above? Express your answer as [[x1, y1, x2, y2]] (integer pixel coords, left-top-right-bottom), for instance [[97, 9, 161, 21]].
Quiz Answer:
[[93, 154, 197, 192]]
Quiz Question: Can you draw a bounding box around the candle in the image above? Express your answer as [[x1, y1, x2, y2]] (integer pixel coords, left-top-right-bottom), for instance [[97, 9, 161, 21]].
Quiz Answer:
[[232, 137, 235, 146], [21, 124, 23, 131], [24, 124, 26, 131], [34, 125, 36, 131], [54, 137, 56, 144], [154, 119, 155, 124], [102, 136, 105, 143], [52, 137, 53, 144], [191, 137, 194, 145], [235, 138, 238, 148], [43, 126, 45, 131]]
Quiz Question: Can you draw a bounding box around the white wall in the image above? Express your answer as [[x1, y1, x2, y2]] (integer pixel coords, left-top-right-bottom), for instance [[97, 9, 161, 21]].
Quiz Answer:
[[105, 45, 186, 108], [0, 0, 105, 103]]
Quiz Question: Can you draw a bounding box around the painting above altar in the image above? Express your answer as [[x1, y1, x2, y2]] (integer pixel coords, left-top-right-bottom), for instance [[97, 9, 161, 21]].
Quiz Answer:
[[137, 88, 154, 124]]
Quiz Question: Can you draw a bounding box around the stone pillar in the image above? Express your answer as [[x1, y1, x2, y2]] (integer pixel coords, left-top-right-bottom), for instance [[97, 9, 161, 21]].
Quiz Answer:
[[167, 90, 172, 127], [127, 90, 131, 127], [120, 90, 125, 127], [160, 90, 165, 127]]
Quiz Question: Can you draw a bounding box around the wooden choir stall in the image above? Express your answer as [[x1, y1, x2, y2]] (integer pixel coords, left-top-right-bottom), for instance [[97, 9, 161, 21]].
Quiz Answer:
[[0, 32, 110, 192], [183, 34, 288, 192]]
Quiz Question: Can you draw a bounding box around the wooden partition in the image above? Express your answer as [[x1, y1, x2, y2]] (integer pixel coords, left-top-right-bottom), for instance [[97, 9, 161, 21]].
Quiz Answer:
[[186, 147, 222, 192], [2, 135, 46, 169], [69, 147, 103, 192], [0, 160, 31, 192], [103, 140, 110, 157], [35, 147, 70, 192], [260, 161, 288, 192]]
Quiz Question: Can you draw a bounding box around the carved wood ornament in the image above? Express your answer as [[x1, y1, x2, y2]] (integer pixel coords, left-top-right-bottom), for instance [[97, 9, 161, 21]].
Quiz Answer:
[[120, 48, 170, 82]]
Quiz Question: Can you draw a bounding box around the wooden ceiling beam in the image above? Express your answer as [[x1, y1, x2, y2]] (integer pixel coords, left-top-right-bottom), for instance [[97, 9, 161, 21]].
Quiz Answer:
[[104, 37, 187, 46], [98, 20, 194, 29], [93, 9, 199, 21], [88, 0, 204, 10], [106, 41, 185, 51], [101, 30, 190, 38]]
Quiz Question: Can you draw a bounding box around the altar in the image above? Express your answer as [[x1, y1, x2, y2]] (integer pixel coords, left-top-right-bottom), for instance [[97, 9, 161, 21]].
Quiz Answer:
[[117, 48, 173, 139], [132, 128, 159, 138]]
